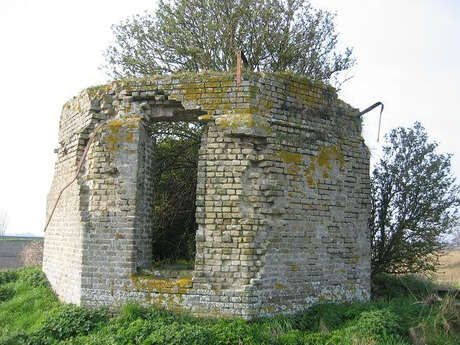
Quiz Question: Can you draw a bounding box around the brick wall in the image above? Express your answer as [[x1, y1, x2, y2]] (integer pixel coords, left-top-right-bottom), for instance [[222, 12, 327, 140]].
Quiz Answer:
[[43, 71, 370, 318]]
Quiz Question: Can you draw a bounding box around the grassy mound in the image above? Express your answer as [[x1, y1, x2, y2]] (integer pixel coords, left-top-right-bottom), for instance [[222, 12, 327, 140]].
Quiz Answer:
[[0, 268, 459, 345]]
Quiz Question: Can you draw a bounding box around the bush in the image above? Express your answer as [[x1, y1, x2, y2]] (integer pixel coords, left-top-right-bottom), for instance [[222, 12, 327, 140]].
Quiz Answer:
[[370, 123, 460, 276], [34, 304, 108, 341], [0, 270, 17, 285], [17, 268, 49, 288], [372, 273, 436, 299], [291, 302, 359, 332], [277, 330, 306, 345], [211, 319, 256, 345], [0, 332, 33, 345], [0, 332, 49, 345], [352, 309, 400, 337], [21, 240, 44, 267], [0, 287, 15, 303], [56, 334, 116, 345], [300, 332, 330, 345], [142, 322, 213, 345]]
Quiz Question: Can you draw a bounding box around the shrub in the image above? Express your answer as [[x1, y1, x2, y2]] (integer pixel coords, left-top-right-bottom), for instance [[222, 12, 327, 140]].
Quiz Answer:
[[291, 302, 355, 332], [142, 321, 214, 345], [21, 240, 44, 267], [117, 303, 168, 323], [56, 334, 116, 345], [17, 268, 49, 288], [109, 318, 160, 344], [0, 270, 17, 285], [35, 304, 108, 341], [300, 332, 330, 345], [0, 332, 49, 345], [372, 274, 436, 299], [210, 318, 277, 345], [0, 332, 31, 345], [352, 309, 400, 337], [0, 287, 15, 303], [277, 329, 305, 345], [370, 123, 460, 276]]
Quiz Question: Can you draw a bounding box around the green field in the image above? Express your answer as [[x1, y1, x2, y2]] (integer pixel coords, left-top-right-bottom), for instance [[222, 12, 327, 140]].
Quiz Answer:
[[0, 238, 43, 271], [0, 267, 459, 345]]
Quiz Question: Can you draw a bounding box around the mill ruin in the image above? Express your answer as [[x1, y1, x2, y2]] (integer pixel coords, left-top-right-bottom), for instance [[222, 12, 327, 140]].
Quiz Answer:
[[43, 71, 371, 319]]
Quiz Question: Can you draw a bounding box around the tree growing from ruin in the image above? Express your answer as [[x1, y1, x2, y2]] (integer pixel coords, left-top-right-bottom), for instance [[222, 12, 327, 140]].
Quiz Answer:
[[103, 0, 355, 262], [103, 0, 354, 87], [370, 122, 460, 276]]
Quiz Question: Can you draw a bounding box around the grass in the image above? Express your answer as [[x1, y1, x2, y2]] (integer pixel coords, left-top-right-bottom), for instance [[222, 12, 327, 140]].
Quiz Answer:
[[0, 268, 459, 345], [433, 249, 460, 288]]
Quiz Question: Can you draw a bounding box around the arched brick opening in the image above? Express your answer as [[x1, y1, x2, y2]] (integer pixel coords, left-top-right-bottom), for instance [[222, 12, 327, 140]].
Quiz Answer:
[[105, 91, 207, 271]]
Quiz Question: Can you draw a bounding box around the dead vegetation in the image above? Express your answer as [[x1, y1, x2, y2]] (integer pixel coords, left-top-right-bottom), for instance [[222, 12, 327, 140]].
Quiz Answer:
[[433, 249, 460, 288]]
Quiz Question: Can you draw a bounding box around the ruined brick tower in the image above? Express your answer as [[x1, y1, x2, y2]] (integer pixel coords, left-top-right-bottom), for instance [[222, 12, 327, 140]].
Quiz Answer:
[[43, 72, 371, 319]]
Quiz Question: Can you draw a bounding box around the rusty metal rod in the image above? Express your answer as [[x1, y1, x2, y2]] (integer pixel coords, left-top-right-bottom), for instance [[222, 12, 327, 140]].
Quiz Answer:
[[44, 122, 107, 232], [236, 50, 242, 87], [357, 102, 384, 142]]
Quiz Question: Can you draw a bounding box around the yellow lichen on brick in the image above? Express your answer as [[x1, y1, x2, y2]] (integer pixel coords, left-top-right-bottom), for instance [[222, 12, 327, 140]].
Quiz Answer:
[[264, 306, 276, 312], [130, 274, 192, 310], [291, 264, 299, 272], [278, 151, 303, 164], [304, 145, 345, 186], [306, 175, 316, 187], [316, 146, 344, 170], [278, 151, 303, 176], [131, 275, 192, 293], [105, 117, 141, 151], [198, 114, 213, 121], [287, 165, 301, 175]]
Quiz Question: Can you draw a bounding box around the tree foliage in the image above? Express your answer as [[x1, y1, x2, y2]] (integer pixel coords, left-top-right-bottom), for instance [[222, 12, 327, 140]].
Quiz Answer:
[[370, 122, 460, 275], [451, 228, 460, 247], [103, 0, 354, 86], [103, 0, 355, 262], [149, 122, 203, 262]]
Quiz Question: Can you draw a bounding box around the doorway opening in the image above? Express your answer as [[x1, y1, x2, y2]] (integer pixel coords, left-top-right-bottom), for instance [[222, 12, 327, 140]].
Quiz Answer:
[[149, 121, 204, 270]]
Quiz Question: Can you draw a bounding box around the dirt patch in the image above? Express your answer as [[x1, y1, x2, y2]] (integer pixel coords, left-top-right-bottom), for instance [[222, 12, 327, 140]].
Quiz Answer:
[[433, 249, 460, 288], [0, 239, 40, 270]]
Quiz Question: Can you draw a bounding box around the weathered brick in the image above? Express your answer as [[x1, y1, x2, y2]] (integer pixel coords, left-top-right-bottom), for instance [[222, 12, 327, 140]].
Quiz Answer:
[[44, 71, 370, 320]]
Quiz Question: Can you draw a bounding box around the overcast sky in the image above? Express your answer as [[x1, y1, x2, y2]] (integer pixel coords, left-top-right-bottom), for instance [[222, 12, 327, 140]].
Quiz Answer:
[[0, 1, 458, 236]]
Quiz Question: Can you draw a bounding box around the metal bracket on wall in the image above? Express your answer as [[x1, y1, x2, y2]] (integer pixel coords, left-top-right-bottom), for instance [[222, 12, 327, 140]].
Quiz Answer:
[[357, 102, 384, 142]]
